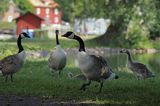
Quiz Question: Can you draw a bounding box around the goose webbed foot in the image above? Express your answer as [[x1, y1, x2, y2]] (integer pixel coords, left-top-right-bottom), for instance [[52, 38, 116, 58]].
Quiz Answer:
[[97, 81, 103, 94], [5, 76, 8, 82], [80, 80, 91, 91], [11, 74, 13, 82], [58, 70, 62, 76], [136, 76, 142, 80]]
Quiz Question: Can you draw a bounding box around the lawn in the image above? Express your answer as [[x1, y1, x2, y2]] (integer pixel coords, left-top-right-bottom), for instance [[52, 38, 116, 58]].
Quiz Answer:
[[0, 55, 160, 105]]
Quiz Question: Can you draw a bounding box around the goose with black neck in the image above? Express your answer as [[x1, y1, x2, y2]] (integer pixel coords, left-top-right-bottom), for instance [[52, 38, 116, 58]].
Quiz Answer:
[[0, 32, 30, 82], [48, 30, 67, 75], [120, 49, 155, 79], [62, 31, 118, 93]]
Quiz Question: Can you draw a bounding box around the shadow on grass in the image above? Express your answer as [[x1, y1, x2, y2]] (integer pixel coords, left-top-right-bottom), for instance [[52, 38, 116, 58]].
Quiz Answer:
[[0, 59, 159, 106]]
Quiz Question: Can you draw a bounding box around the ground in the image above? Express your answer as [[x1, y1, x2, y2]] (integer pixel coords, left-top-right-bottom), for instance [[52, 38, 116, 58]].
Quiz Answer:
[[0, 95, 103, 106]]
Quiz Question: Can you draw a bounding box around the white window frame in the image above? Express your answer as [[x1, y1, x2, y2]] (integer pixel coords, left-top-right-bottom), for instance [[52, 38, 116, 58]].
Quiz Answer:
[[54, 8, 59, 15], [36, 8, 41, 14]]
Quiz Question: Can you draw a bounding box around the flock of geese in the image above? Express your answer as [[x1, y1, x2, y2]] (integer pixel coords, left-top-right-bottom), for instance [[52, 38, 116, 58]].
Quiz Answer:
[[0, 30, 155, 93]]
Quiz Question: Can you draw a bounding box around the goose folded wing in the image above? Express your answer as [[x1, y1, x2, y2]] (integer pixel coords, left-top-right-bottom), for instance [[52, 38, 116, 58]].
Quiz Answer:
[[133, 62, 147, 69], [90, 55, 112, 79], [133, 62, 150, 73], [48, 52, 59, 68], [90, 55, 108, 67], [1, 54, 17, 65]]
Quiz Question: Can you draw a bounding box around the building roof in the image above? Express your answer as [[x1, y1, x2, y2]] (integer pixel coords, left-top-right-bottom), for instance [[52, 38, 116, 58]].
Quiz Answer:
[[15, 12, 44, 21], [28, 0, 59, 8]]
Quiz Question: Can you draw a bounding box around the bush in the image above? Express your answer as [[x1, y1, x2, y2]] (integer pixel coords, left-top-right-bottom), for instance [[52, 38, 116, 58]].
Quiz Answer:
[[125, 19, 151, 48]]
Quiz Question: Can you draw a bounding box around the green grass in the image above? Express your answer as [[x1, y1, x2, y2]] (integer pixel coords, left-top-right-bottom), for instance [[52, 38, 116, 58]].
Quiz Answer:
[[0, 57, 160, 106], [0, 36, 97, 59], [151, 39, 160, 49], [0, 38, 78, 59], [0, 22, 16, 29]]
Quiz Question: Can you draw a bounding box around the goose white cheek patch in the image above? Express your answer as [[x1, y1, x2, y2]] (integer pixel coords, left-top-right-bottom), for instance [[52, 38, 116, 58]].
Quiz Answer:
[[21, 34, 25, 38], [68, 33, 74, 39]]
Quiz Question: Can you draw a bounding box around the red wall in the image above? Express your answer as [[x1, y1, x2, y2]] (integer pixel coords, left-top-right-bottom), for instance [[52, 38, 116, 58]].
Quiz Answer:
[[35, 7, 62, 25], [16, 13, 42, 35]]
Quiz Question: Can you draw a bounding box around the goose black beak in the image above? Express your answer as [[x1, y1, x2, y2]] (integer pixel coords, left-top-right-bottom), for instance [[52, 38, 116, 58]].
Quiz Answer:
[[61, 34, 67, 37], [26, 34, 31, 38], [20, 32, 30, 38], [24, 33, 30, 38], [120, 50, 123, 53], [120, 49, 125, 53]]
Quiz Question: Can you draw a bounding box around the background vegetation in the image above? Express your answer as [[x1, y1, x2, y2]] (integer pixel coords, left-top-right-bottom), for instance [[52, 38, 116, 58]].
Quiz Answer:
[[0, 0, 160, 49], [55, 0, 160, 48]]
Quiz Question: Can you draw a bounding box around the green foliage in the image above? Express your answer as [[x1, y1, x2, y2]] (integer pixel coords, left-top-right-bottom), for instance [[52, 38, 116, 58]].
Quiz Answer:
[[13, 0, 34, 14], [55, 0, 74, 22], [125, 18, 150, 48], [0, 22, 16, 29], [0, 0, 8, 15], [56, 0, 160, 48]]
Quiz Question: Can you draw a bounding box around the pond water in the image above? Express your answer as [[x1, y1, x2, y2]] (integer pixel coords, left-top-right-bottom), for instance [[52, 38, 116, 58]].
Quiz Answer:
[[0, 51, 159, 76]]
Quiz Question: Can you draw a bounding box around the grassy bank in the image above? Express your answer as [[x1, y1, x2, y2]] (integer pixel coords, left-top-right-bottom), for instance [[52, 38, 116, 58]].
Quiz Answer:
[[0, 36, 160, 54], [0, 57, 159, 105]]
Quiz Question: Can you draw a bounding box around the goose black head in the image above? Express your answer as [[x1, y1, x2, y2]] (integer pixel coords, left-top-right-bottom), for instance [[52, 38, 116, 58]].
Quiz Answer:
[[20, 32, 30, 39], [120, 49, 129, 54], [61, 31, 75, 39], [55, 30, 59, 35]]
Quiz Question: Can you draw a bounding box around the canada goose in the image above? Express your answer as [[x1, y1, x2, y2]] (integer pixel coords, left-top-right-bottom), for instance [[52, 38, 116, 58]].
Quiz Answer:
[[120, 49, 155, 79], [0, 32, 30, 82], [48, 30, 67, 75], [62, 31, 118, 93]]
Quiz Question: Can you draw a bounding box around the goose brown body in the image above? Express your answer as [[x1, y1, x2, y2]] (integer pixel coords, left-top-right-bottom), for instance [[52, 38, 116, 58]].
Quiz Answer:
[[48, 45, 66, 71], [120, 49, 154, 79], [0, 32, 30, 82], [48, 30, 67, 75], [78, 53, 115, 82], [62, 31, 118, 93], [0, 51, 25, 76]]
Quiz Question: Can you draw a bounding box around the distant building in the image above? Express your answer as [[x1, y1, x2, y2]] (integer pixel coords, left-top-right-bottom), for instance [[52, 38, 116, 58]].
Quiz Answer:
[[15, 12, 43, 35], [28, 0, 62, 28], [74, 18, 111, 35], [2, 0, 20, 23]]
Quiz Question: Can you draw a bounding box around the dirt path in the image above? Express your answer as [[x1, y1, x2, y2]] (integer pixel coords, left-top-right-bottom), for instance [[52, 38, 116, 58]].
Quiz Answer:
[[0, 95, 107, 106]]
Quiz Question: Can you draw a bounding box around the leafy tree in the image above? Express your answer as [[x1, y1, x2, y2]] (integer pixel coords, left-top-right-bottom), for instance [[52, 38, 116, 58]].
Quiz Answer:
[[0, 0, 8, 15], [56, 0, 160, 48], [13, 0, 34, 14]]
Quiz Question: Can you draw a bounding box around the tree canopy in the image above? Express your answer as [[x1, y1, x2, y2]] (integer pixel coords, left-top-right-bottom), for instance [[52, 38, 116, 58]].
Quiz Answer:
[[56, 0, 160, 48], [13, 0, 34, 14]]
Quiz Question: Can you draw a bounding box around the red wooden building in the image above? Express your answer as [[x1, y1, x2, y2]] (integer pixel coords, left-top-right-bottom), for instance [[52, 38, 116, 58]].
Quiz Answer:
[[15, 12, 43, 35], [29, 0, 62, 27]]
